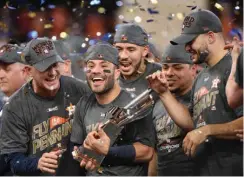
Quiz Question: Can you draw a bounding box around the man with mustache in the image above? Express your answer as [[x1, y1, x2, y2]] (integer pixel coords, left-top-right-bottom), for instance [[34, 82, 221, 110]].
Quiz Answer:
[[70, 42, 155, 176], [0, 44, 29, 175], [147, 9, 243, 175], [149, 44, 198, 176], [0, 38, 89, 176], [113, 23, 161, 97]]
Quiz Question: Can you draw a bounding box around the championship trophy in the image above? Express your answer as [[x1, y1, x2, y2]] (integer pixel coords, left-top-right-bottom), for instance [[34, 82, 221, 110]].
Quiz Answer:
[[72, 88, 156, 169]]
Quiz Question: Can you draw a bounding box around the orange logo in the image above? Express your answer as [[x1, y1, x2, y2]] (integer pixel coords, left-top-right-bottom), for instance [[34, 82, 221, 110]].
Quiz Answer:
[[49, 116, 68, 129]]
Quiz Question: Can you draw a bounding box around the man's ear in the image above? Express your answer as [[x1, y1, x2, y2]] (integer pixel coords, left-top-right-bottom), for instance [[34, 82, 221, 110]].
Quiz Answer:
[[23, 65, 32, 82], [142, 45, 150, 57], [114, 66, 121, 80], [207, 31, 216, 44], [64, 60, 71, 72], [190, 64, 198, 78]]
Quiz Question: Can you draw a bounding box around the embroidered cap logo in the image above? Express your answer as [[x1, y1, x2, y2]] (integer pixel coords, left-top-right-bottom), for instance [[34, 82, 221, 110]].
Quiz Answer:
[[166, 56, 171, 61], [121, 34, 127, 41], [182, 16, 195, 31], [0, 45, 15, 56], [32, 41, 54, 56], [98, 54, 103, 59]]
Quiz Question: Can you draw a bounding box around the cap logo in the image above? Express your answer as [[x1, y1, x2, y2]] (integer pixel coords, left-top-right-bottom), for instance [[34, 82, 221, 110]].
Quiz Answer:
[[32, 41, 54, 56], [166, 56, 171, 61], [98, 54, 103, 58], [0, 45, 15, 56], [202, 26, 209, 31], [121, 34, 127, 41], [182, 16, 195, 31]]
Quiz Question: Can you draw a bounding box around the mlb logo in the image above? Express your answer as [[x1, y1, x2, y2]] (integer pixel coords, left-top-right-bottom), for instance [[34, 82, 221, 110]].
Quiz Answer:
[[166, 56, 171, 61], [98, 54, 103, 58], [121, 34, 127, 41], [202, 26, 209, 31]]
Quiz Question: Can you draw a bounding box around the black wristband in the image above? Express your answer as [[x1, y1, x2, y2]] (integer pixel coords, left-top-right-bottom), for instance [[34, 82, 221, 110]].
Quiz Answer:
[[107, 145, 136, 162]]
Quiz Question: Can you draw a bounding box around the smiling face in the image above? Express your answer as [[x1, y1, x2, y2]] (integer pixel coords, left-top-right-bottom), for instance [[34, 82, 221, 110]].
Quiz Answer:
[[114, 43, 148, 80], [162, 63, 196, 95], [185, 33, 210, 64], [0, 62, 28, 96], [30, 62, 62, 96], [85, 60, 120, 94]]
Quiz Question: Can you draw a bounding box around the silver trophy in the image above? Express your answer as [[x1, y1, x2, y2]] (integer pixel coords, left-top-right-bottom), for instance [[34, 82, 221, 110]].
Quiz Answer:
[[72, 88, 155, 169]]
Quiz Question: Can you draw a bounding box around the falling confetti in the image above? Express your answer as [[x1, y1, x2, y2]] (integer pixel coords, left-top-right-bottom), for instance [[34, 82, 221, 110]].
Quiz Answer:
[[147, 8, 159, 14], [146, 19, 154, 22], [139, 7, 146, 11], [122, 20, 129, 23], [187, 5, 197, 10]]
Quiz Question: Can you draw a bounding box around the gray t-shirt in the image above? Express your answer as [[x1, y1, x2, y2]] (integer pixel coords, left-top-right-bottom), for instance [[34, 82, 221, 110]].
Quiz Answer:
[[71, 89, 155, 176], [153, 91, 191, 155], [119, 61, 161, 97], [189, 54, 243, 175], [0, 76, 90, 176], [153, 92, 196, 172]]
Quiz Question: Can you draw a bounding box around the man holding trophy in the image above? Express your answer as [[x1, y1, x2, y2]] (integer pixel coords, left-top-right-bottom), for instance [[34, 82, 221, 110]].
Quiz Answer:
[[70, 42, 155, 176]]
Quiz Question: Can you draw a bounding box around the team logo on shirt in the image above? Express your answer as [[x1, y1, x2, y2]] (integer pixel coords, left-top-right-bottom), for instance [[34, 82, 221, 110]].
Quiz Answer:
[[49, 116, 68, 129], [211, 76, 220, 89], [66, 103, 75, 116]]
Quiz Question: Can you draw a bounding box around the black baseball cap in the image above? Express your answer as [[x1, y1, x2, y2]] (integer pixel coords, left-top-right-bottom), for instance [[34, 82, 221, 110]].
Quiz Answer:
[[22, 38, 64, 72], [0, 44, 25, 64], [53, 40, 70, 60], [85, 42, 119, 66], [114, 23, 148, 46], [162, 44, 192, 64], [148, 42, 160, 59], [170, 9, 223, 45]]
